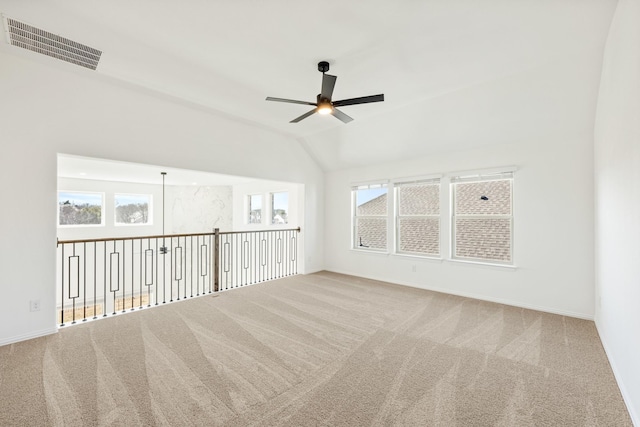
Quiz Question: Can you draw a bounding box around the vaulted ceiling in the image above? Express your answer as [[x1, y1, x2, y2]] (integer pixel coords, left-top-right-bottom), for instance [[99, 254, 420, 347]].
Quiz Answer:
[[0, 1, 617, 171]]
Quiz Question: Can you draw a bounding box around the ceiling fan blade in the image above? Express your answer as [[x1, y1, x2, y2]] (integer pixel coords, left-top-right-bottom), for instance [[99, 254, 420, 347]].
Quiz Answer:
[[320, 74, 337, 100], [331, 108, 353, 124], [290, 108, 317, 123], [332, 94, 384, 107], [266, 97, 316, 106]]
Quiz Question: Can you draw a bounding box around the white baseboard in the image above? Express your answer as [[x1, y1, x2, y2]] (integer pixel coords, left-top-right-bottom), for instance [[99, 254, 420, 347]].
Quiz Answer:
[[0, 327, 58, 347], [595, 322, 639, 427], [322, 268, 594, 320]]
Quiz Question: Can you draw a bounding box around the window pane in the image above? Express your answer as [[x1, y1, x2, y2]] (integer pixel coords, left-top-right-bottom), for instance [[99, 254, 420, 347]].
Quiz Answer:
[[356, 188, 387, 216], [58, 192, 103, 225], [271, 192, 288, 224], [455, 218, 511, 262], [398, 218, 439, 255], [455, 179, 511, 215], [115, 194, 150, 225], [248, 195, 262, 224], [355, 217, 387, 250], [398, 184, 439, 215]]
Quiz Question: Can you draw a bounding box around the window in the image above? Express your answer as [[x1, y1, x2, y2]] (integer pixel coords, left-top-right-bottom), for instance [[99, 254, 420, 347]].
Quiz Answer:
[[58, 191, 104, 226], [395, 179, 440, 256], [352, 183, 388, 251], [115, 194, 151, 225], [248, 194, 262, 224], [451, 172, 513, 264], [271, 191, 288, 224]]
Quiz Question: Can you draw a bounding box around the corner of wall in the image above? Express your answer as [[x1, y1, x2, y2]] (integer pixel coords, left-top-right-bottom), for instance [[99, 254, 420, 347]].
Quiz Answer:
[[593, 0, 640, 424]]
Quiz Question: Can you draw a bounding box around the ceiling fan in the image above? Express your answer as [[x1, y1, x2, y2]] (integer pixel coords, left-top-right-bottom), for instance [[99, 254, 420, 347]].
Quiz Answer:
[[266, 61, 384, 124]]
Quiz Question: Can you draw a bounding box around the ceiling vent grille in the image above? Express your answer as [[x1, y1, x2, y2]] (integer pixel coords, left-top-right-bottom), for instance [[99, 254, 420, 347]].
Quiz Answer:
[[3, 16, 101, 70]]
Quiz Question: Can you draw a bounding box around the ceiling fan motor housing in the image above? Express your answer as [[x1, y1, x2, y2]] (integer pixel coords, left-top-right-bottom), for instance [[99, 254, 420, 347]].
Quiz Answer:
[[318, 61, 330, 73]]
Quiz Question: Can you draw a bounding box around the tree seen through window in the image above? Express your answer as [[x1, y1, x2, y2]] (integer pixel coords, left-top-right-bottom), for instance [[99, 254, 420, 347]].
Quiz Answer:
[[115, 194, 150, 225], [58, 191, 103, 226]]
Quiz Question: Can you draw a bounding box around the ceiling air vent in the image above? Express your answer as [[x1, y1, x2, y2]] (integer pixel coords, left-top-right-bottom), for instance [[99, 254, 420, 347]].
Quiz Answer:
[[3, 15, 101, 70]]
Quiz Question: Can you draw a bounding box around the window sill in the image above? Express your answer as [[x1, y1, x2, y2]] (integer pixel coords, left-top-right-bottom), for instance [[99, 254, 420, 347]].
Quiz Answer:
[[349, 249, 516, 270], [447, 258, 517, 270], [58, 224, 105, 228], [391, 253, 444, 262], [350, 248, 389, 256]]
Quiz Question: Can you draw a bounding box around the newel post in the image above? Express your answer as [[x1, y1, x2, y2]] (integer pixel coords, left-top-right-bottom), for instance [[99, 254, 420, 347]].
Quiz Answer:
[[213, 228, 220, 292]]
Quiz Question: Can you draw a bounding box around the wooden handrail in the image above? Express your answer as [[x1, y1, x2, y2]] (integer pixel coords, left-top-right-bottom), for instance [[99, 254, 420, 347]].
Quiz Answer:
[[219, 227, 300, 236], [57, 227, 301, 246]]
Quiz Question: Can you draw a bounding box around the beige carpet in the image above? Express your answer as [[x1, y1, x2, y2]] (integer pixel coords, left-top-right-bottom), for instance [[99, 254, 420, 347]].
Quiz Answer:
[[0, 272, 631, 426]]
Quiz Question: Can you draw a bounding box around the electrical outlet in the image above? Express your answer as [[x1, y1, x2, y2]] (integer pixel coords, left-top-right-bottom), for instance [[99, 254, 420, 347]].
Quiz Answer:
[[30, 300, 40, 312], [411, 265, 417, 273]]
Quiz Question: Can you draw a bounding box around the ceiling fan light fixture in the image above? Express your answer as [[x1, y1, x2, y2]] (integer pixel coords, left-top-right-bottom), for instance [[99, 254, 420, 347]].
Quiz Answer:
[[317, 102, 333, 115], [266, 61, 384, 123]]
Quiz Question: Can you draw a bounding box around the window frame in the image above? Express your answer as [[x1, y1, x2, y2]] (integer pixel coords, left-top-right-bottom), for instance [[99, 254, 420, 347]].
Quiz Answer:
[[247, 194, 263, 225], [270, 191, 289, 225], [351, 182, 389, 252], [450, 172, 514, 266], [58, 190, 105, 228], [394, 178, 441, 258], [114, 193, 152, 226]]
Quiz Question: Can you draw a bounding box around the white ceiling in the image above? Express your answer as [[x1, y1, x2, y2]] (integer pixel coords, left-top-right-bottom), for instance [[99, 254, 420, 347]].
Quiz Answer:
[[0, 1, 617, 171]]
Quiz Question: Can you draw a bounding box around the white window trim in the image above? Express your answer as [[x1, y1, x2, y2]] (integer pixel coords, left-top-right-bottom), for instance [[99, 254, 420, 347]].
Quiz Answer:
[[351, 179, 390, 188], [450, 171, 514, 265], [58, 190, 105, 228], [389, 173, 443, 186], [446, 166, 517, 181], [393, 178, 441, 258], [391, 252, 445, 262], [114, 193, 153, 226], [446, 258, 517, 269], [246, 193, 263, 226], [269, 191, 289, 226], [351, 182, 389, 252]]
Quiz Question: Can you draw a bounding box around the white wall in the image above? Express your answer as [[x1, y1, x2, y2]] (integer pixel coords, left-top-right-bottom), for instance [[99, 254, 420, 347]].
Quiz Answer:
[[325, 134, 595, 318], [594, 0, 640, 423], [167, 185, 232, 234], [0, 51, 324, 345]]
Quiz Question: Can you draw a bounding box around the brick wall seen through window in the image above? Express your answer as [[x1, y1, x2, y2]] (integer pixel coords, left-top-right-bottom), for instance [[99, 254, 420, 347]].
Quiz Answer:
[[396, 181, 440, 256], [452, 176, 513, 263], [353, 184, 387, 250]]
